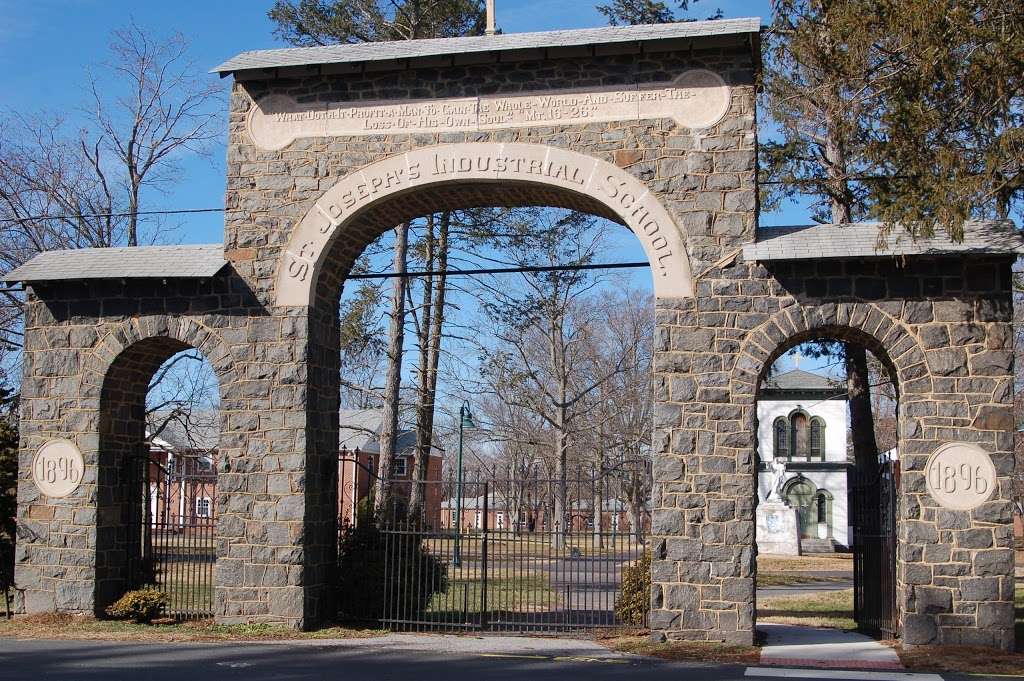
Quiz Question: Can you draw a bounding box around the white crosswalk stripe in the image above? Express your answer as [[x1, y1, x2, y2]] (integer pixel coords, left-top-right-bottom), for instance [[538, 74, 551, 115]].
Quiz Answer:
[[744, 667, 944, 681]]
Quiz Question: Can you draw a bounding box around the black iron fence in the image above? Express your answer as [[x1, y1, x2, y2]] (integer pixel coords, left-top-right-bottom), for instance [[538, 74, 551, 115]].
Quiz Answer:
[[128, 454, 216, 620], [349, 472, 649, 633], [853, 458, 899, 637]]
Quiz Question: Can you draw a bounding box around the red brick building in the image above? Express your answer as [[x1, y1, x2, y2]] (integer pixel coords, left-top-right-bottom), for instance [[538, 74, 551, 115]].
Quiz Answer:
[[337, 409, 444, 528]]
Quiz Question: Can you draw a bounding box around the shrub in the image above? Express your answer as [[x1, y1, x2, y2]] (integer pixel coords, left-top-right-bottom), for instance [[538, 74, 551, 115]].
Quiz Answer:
[[337, 509, 448, 623], [615, 551, 651, 627], [105, 588, 167, 623]]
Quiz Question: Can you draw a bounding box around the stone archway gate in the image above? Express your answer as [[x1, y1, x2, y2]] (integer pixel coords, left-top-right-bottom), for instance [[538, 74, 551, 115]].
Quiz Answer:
[[6, 18, 1020, 650]]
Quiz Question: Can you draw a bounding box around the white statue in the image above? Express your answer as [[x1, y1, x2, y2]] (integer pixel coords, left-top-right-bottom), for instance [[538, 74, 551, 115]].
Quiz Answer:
[[768, 458, 788, 502]]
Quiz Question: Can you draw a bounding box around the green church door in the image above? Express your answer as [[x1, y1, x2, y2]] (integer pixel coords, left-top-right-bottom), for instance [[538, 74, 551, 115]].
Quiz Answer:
[[786, 478, 816, 539]]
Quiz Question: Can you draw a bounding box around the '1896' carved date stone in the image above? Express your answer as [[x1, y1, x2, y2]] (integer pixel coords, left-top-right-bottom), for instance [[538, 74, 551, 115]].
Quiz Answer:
[[31, 439, 84, 499], [925, 442, 997, 511]]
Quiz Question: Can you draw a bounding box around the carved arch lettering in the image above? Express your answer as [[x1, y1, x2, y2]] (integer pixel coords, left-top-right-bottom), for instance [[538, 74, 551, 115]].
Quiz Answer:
[[275, 143, 694, 306]]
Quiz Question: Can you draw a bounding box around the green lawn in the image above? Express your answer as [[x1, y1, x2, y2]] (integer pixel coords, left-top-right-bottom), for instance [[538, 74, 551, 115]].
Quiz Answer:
[[425, 574, 558, 614], [423, 534, 643, 560], [758, 588, 856, 630]]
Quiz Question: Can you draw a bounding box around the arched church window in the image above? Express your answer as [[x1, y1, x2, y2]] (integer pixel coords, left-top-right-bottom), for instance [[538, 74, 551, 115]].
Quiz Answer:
[[810, 417, 825, 460], [773, 417, 789, 458], [790, 411, 808, 458], [817, 492, 827, 521]]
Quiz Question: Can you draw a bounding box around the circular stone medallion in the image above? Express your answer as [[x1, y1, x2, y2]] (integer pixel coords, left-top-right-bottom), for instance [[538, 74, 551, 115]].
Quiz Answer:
[[31, 439, 85, 499], [672, 68, 732, 130], [924, 442, 996, 511]]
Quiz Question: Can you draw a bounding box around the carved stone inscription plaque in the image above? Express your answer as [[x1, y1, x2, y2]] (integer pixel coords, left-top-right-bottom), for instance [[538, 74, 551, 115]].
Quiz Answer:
[[32, 439, 85, 499], [925, 442, 997, 511], [249, 69, 730, 149], [275, 143, 694, 305]]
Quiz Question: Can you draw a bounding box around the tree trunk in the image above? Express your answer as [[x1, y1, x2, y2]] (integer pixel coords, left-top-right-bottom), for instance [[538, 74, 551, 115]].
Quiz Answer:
[[592, 433, 604, 548], [374, 221, 409, 520], [127, 186, 140, 247], [409, 216, 435, 521], [847, 344, 879, 466], [410, 212, 450, 525], [626, 500, 641, 545], [553, 402, 568, 549]]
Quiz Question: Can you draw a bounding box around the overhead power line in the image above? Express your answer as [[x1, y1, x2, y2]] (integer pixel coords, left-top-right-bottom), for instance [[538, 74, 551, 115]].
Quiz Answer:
[[0, 173, 937, 224], [0, 207, 227, 224], [348, 261, 650, 280]]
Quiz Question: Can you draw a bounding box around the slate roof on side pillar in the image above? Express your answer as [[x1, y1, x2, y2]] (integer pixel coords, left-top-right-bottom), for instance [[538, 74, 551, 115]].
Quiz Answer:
[[742, 220, 1024, 262], [3, 244, 227, 283]]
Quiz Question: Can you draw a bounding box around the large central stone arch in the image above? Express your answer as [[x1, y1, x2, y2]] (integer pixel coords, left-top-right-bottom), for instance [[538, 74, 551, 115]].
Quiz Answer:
[[274, 142, 695, 306]]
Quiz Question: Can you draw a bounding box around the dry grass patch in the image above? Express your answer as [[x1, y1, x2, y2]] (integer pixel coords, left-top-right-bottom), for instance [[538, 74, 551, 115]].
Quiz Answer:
[[758, 588, 856, 630], [757, 554, 853, 573], [601, 632, 760, 665], [897, 645, 1024, 676], [0, 613, 385, 642], [757, 573, 850, 587]]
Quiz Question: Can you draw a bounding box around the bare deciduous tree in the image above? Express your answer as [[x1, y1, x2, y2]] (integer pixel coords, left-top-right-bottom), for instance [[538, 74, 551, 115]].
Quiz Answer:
[[83, 23, 223, 247], [0, 23, 223, 391]]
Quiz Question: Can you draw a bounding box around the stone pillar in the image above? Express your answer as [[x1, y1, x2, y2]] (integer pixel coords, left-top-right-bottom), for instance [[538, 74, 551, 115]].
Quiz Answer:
[[214, 308, 336, 628]]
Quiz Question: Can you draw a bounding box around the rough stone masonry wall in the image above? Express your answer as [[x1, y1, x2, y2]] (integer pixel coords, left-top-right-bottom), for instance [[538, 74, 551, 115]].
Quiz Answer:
[[15, 33, 1017, 649], [219, 45, 758, 628], [13, 276, 326, 626], [649, 255, 1016, 649]]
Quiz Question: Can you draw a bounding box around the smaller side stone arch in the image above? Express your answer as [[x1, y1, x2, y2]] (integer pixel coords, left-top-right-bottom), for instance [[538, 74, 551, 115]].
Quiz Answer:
[[83, 316, 239, 614], [730, 302, 928, 404], [82, 316, 238, 396]]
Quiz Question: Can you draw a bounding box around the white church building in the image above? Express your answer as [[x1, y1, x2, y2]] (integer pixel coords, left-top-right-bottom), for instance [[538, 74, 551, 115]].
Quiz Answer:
[[757, 368, 852, 551]]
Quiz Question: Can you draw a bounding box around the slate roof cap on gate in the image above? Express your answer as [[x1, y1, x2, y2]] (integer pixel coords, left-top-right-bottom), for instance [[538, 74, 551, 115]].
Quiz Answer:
[[3, 244, 227, 283], [211, 17, 761, 75], [742, 220, 1024, 262]]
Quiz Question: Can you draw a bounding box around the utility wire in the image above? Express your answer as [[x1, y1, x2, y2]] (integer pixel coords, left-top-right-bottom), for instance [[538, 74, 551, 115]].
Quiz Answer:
[[0, 173, 934, 224], [0, 207, 227, 224], [347, 261, 649, 280]]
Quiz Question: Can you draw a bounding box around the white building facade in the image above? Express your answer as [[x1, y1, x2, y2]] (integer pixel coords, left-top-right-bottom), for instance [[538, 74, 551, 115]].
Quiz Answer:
[[757, 369, 852, 550]]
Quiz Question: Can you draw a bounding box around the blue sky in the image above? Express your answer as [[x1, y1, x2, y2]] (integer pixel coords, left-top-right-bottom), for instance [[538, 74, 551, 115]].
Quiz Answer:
[[0, 0, 801, 248], [2, 1, 833, 398]]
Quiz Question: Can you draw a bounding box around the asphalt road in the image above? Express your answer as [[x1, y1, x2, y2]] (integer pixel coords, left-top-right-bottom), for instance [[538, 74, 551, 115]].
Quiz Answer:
[[0, 637, 983, 681]]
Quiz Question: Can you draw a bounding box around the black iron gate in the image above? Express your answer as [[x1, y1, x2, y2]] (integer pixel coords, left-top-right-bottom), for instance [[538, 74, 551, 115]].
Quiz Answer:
[[366, 474, 647, 633], [127, 453, 216, 620], [853, 458, 899, 637]]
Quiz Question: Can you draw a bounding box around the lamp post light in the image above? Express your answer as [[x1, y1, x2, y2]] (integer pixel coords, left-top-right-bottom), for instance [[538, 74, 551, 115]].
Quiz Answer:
[[453, 400, 475, 567]]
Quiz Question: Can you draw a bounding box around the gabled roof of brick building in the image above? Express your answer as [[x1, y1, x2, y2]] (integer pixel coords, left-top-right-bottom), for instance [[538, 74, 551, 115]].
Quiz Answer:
[[339, 409, 444, 457], [212, 17, 761, 76]]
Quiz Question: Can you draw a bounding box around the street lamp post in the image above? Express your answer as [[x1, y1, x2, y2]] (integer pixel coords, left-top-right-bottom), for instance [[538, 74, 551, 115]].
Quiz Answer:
[[453, 400, 475, 567]]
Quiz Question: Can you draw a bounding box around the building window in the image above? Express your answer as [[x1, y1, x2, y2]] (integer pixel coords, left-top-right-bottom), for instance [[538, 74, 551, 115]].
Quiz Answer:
[[474, 511, 482, 529], [809, 417, 825, 460], [196, 497, 212, 518], [197, 456, 213, 472], [393, 457, 407, 477], [773, 417, 789, 458], [496, 512, 505, 530], [790, 411, 809, 458]]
